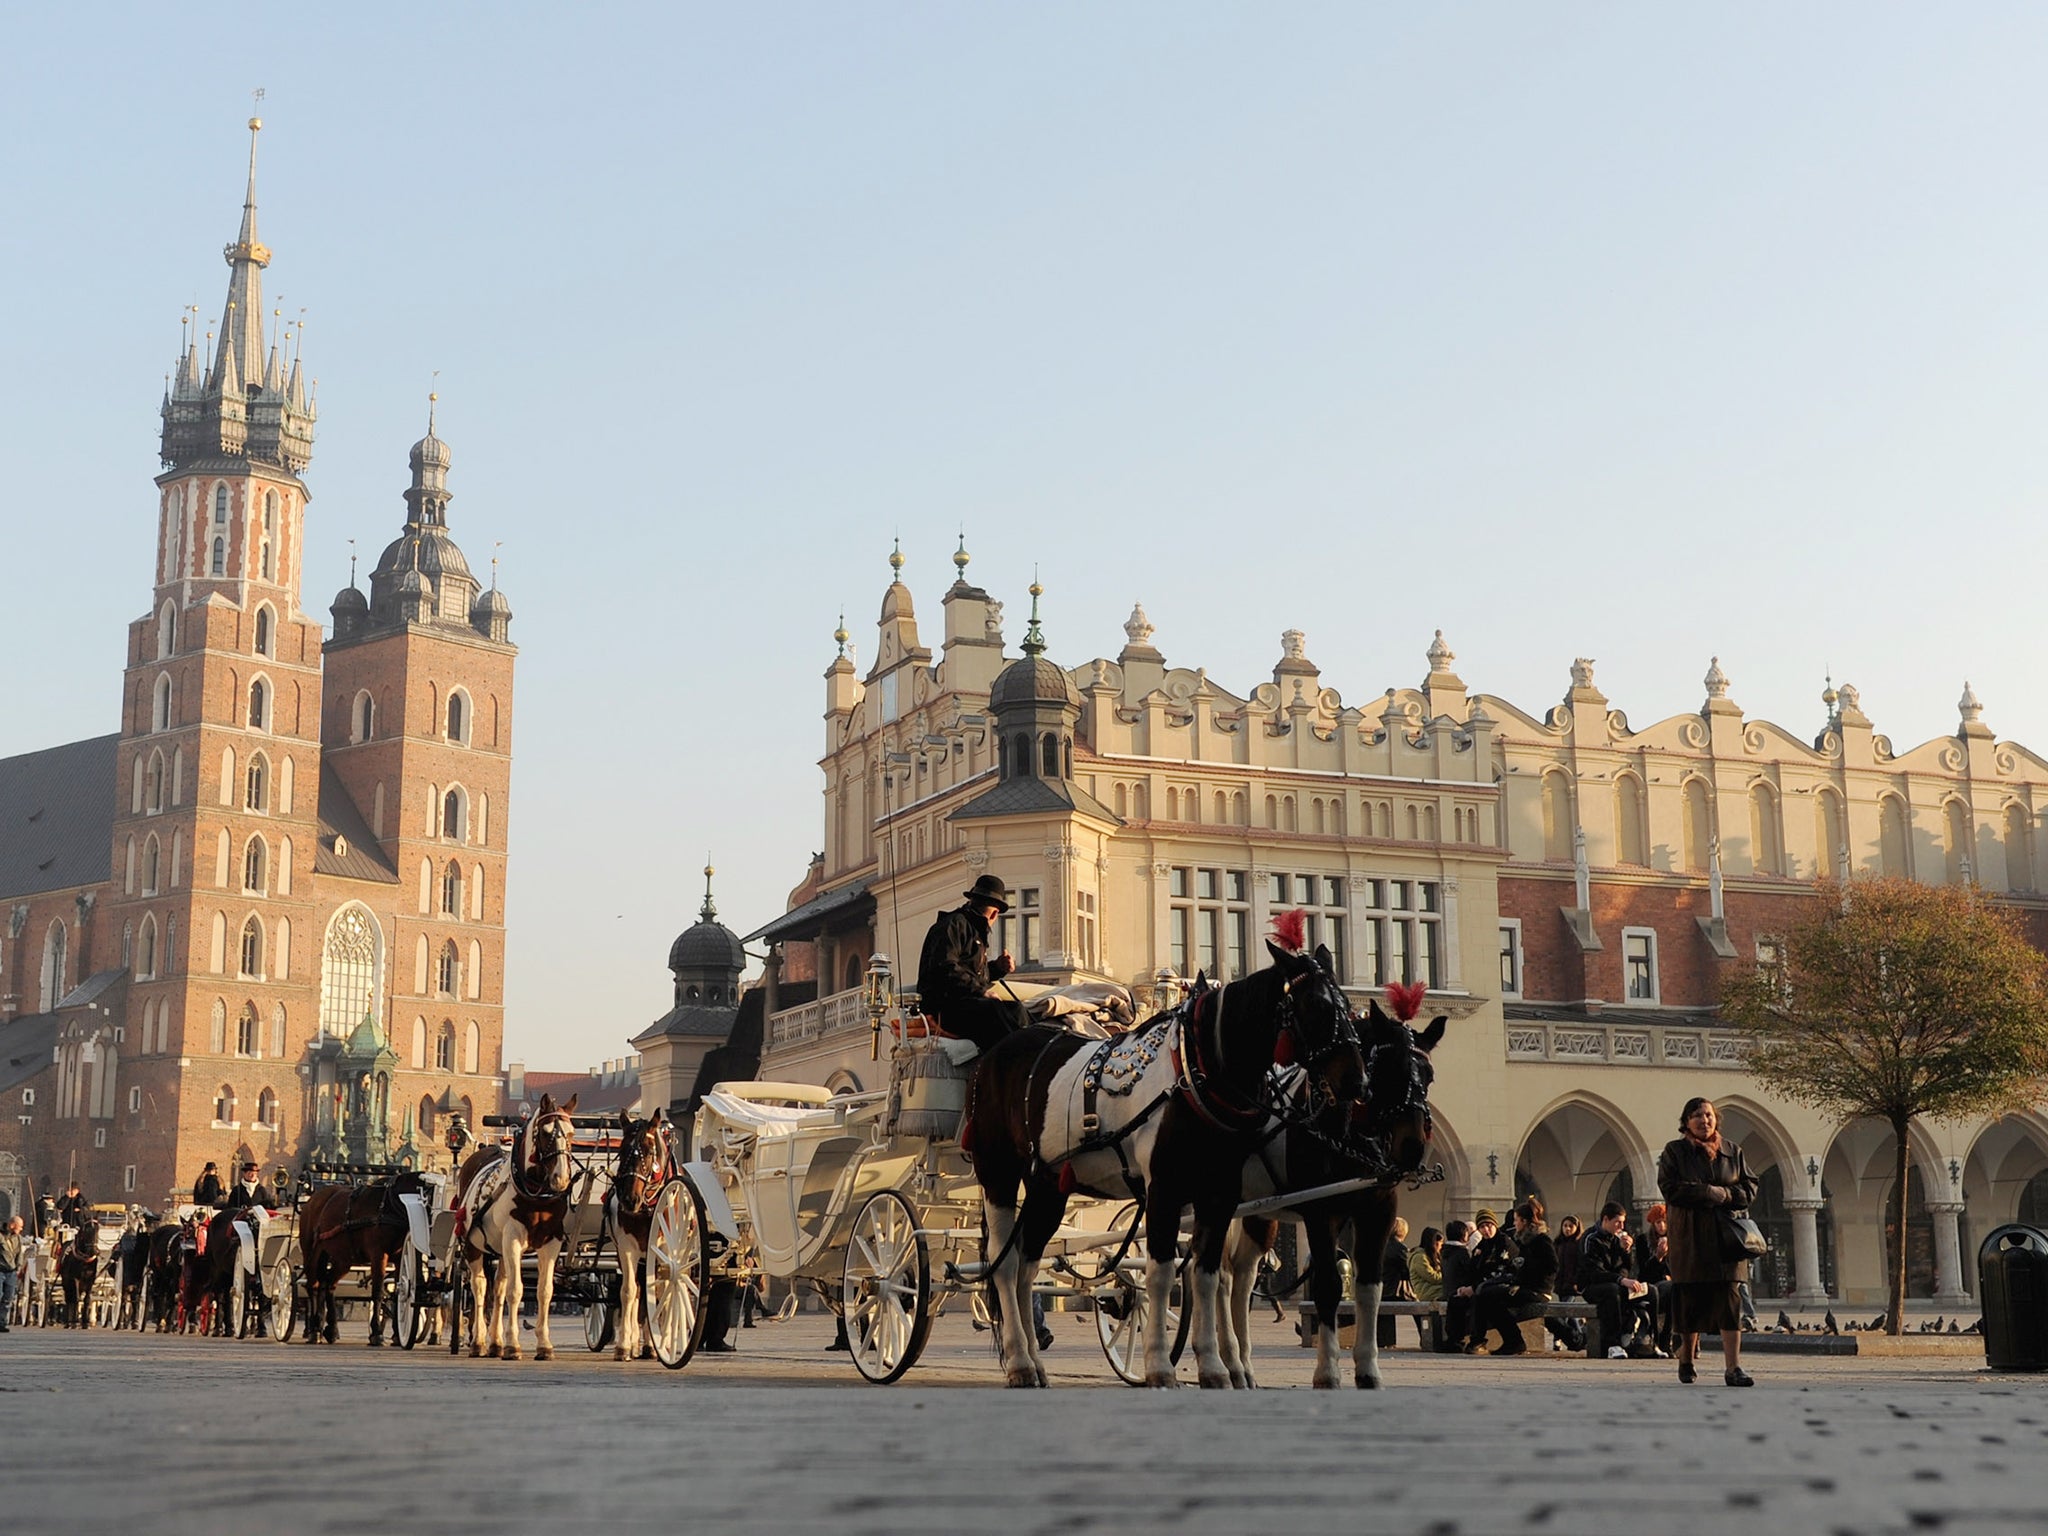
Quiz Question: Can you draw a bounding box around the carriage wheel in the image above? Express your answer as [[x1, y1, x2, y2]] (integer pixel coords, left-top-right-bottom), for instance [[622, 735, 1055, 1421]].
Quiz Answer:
[[646, 1179, 710, 1370], [267, 1259, 297, 1344], [394, 1247, 425, 1350], [1095, 1248, 1192, 1386], [228, 1271, 249, 1340], [842, 1191, 932, 1386], [583, 1295, 615, 1353]]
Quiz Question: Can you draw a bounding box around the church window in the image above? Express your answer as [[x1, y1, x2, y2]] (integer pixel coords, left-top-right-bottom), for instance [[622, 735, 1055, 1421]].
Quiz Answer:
[[213, 485, 228, 525], [438, 941, 459, 998], [122, 921, 132, 968], [260, 541, 272, 581], [410, 1017, 427, 1069], [219, 746, 235, 806], [441, 861, 462, 916], [469, 864, 485, 921], [436, 1023, 454, 1072], [243, 836, 267, 893], [153, 673, 173, 732], [320, 907, 381, 1038], [248, 678, 269, 731], [275, 916, 291, 979], [278, 836, 292, 896], [209, 999, 227, 1054], [1012, 733, 1030, 778], [209, 910, 227, 972], [236, 1004, 258, 1057], [213, 1084, 236, 1124], [261, 493, 276, 582], [211, 537, 226, 577], [442, 787, 467, 840], [146, 751, 165, 814], [353, 691, 375, 743], [254, 605, 272, 656], [1041, 734, 1059, 778], [143, 836, 161, 895], [256, 1088, 277, 1128], [272, 1003, 286, 1058], [1681, 778, 1712, 873], [246, 753, 268, 812], [466, 939, 482, 1000], [158, 602, 176, 659], [464, 1021, 481, 1076], [240, 918, 264, 978], [447, 690, 467, 744]]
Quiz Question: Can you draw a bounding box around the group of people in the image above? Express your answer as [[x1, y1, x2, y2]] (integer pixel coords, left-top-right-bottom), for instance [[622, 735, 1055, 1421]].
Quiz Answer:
[[1383, 1098, 1761, 1385]]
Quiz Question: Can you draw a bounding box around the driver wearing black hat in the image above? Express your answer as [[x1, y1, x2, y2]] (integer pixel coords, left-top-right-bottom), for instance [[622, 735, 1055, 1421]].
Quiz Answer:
[[916, 874, 1030, 1053], [225, 1162, 276, 1211]]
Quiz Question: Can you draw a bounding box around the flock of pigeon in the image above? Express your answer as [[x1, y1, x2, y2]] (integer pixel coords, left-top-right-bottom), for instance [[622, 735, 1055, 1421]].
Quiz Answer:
[[1767, 1308, 1982, 1335]]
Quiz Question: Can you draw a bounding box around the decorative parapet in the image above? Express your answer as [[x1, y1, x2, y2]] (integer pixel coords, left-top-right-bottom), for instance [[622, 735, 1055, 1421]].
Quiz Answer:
[[1505, 1019, 1751, 1069], [766, 986, 871, 1049]]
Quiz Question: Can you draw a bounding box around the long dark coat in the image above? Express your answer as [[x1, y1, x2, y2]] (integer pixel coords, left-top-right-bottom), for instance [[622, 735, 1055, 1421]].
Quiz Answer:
[[1656, 1135, 1760, 1285]]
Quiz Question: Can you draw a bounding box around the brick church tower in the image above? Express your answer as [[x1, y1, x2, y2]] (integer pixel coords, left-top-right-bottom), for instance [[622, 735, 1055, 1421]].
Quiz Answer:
[[98, 117, 327, 1190]]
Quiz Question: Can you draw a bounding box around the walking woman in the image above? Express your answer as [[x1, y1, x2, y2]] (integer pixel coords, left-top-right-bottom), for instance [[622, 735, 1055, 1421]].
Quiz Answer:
[[1657, 1097, 1761, 1386]]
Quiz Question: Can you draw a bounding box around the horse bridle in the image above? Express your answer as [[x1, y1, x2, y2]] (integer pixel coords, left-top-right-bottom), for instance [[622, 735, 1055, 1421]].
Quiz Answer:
[[613, 1119, 670, 1218], [513, 1110, 574, 1200], [1277, 966, 1363, 1096], [1360, 1031, 1435, 1143]]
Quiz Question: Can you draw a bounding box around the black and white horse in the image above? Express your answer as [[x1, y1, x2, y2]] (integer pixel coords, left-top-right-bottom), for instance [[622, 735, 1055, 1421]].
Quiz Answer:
[[1222, 989, 1444, 1388], [452, 1093, 580, 1361], [966, 933, 1362, 1388], [604, 1108, 673, 1362]]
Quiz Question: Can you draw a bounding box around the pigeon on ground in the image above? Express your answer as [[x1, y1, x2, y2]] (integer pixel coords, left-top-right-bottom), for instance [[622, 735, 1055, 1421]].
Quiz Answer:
[[1775, 1310, 1795, 1333], [1948, 1319, 1960, 1333]]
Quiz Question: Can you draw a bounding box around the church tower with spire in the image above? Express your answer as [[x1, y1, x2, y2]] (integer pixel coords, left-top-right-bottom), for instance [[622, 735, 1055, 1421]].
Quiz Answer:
[[103, 115, 329, 1179]]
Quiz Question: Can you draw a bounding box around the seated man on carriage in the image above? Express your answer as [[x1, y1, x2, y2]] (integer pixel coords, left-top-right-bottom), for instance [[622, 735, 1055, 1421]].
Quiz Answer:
[[916, 875, 1029, 1057], [225, 1162, 277, 1211]]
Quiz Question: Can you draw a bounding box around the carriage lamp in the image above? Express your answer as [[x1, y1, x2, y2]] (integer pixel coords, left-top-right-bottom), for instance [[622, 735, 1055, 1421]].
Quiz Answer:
[[863, 954, 895, 1061], [1153, 967, 1182, 1010]]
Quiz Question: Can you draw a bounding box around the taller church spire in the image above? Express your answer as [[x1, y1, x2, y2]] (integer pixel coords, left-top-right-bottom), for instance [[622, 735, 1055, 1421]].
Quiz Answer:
[[160, 117, 315, 474]]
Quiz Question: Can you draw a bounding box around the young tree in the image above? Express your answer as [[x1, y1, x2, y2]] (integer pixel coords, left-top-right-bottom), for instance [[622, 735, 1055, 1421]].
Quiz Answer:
[[1720, 878, 2048, 1334]]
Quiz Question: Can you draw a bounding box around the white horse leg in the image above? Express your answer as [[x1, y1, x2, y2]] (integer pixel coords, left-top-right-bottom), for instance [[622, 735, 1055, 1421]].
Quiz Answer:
[[984, 1202, 1039, 1388], [1016, 1256, 1048, 1388], [614, 1228, 640, 1363], [1140, 1252, 1178, 1388], [1352, 1277, 1385, 1388], [1188, 1260, 1232, 1389], [466, 1253, 489, 1358], [533, 1238, 559, 1361], [1217, 1224, 1260, 1389], [500, 1228, 525, 1360]]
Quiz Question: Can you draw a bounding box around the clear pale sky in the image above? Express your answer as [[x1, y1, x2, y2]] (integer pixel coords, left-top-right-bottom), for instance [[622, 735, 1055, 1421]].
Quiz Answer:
[[6, 7, 2047, 1070]]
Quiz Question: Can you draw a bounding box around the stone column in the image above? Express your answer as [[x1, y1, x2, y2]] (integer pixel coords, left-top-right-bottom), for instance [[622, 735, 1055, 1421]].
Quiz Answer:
[[1441, 876, 1463, 989], [1926, 1200, 1971, 1303], [1784, 1197, 1829, 1304], [1149, 862, 1173, 980]]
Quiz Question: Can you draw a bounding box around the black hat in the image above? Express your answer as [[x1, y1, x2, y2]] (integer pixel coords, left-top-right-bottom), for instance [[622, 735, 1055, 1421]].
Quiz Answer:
[[241, 1161, 259, 1173], [962, 874, 1011, 912]]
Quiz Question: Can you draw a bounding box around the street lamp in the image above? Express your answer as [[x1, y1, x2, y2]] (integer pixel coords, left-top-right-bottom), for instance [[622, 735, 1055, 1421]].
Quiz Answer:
[[864, 953, 895, 1061], [1153, 967, 1183, 1012]]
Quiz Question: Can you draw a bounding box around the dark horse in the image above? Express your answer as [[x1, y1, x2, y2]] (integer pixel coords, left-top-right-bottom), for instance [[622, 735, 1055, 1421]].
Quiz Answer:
[[115, 1215, 155, 1330], [147, 1219, 196, 1332], [182, 1210, 257, 1337], [1223, 986, 1445, 1388], [965, 934, 1362, 1387], [57, 1223, 99, 1329], [298, 1172, 428, 1345]]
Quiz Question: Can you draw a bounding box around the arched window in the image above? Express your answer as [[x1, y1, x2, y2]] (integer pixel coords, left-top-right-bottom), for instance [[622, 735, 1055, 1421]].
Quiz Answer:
[[147, 750, 165, 814], [437, 941, 459, 997], [469, 864, 485, 922], [1817, 788, 1848, 879], [158, 601, 176, 659], [256, 1088, 278, 1128], [243, 836, 267, 893], [2006, 804, 2035, 893], [441, 861, 462, 916], [271, 1003, 286, 1058], [213, 484, 229, 525], [138, 915, 157, 979], [353, 690, 375, 743], [260, 492, 277, 582], [1165, 787, 1179, 821], [211, 537, 226, 577], [436, 1023, 454, 1072], [240, 917, 264, 978], [248, 678, 269, 731], [467, 939, 482, 1000], [1682, 778, 1712, 873], [1265, 793, 1278, 830], [246, 753, 268, 812], [39, 920, 68, 1012], [463, 1021, 481, 1076], [419, 1095, 438, 1138], [1944, 798, 1973, 884], [410, 1017, 427, 1070], [1011, 734, 1030, 778], [275, 915, 291, 979], [442, 787, 467, 841], [213, 1084, 236, 1124], [1041, 733, 1059, 777], [236, 1004, 258, 1057], [1614, 773, 1648, 865], [143, 836, 161, 895], [447, 690, 467, 744], [256, 606, 274, 657], [320, 906, 382, 1038], [1880, 795, 1911, 877], [152, 673, 173, 732], [1749, 783, 1783, 876], [1113, 783, 1127, 818], [209, 999, 227, 1054]]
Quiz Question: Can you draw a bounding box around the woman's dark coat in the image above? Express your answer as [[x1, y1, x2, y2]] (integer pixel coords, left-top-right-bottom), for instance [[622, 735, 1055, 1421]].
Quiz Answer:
[[1656, 1135, 1761, 1285]]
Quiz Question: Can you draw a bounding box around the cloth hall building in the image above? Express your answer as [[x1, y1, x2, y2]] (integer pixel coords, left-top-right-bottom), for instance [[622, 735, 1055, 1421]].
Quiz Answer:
[[750, 546, 2048, 1311], [0, 122, 515, 1220]]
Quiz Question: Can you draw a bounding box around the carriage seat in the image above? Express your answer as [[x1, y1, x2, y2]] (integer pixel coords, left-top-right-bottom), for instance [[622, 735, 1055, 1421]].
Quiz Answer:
[[699, 1083, 853, 1142]]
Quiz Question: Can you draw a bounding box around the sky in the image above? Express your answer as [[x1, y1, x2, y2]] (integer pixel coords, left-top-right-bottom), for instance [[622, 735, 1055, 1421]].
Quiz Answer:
[[5, 6, 2048, 1070]]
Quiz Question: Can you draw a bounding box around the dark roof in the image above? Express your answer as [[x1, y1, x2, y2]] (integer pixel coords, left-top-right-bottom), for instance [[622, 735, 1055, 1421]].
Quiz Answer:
[[632, 1000, 740, 1046], [949, 775, 1121, 825], [742, 878, 875, 945], [669, 918, 745, 975], [991, 655, 1078, 710], [0, 1012, 60, 1096], [0, 735, 117, 900], [313, 764, 400, 884]]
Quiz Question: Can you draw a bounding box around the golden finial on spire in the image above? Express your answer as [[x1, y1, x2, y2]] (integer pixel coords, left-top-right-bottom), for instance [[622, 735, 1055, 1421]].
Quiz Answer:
[[888, 537, 905, 579], [834, 611, 849, 657], [953, 529, 970, 582]]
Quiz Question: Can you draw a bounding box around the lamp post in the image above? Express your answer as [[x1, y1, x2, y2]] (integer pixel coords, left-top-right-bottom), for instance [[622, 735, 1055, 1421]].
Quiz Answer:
[[863, 953, 895, 1061]]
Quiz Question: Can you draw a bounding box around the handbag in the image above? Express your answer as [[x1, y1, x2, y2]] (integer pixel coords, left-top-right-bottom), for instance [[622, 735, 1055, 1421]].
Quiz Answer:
[[1717, 1210, 1769, 1263]]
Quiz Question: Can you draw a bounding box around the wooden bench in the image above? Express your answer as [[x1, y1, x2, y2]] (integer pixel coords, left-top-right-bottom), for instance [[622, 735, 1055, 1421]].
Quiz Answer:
[[1296, 1297, 1609, 1356]]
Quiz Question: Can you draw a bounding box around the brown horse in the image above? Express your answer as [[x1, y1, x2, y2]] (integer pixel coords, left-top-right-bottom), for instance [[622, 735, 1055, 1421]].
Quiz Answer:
[[298, 1173, 426, 1345]]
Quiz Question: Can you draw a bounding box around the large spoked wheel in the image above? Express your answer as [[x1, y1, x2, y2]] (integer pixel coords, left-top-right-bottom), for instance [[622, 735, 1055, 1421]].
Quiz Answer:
[[841, 1191, 932, 1386], [646, 1179, 710, 1370], [267, 1258, 296, 1343], [393, 1246, 425, 1350], [1096, 1250, 1192, 1386], [228, 1270, 249, 1339], [584, 1298, 615, 1353]]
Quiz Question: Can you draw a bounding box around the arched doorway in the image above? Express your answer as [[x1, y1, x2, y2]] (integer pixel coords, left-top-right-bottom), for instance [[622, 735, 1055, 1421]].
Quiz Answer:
[[1514, 1098, 1651, 1229]]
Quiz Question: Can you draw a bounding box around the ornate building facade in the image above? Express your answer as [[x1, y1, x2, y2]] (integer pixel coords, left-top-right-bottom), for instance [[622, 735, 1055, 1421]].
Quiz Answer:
[[751, 546, 2048, 1308], [0, 122, 516, 1218]]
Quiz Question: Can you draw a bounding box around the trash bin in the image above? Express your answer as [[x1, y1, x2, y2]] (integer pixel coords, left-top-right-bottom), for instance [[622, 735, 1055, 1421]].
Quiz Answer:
[[1976, 1224, 2048, 1372]]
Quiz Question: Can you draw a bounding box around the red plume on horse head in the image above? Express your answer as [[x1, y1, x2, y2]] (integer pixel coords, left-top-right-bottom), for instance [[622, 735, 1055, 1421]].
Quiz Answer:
[[1384, 980, 1428, 1022], [1269, 909, 1308, 954]]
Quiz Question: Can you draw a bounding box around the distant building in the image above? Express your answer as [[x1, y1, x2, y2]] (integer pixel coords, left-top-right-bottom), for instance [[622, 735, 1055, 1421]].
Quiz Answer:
[[0, 121, 516, 1218], [748, 543, 2048, 1308]]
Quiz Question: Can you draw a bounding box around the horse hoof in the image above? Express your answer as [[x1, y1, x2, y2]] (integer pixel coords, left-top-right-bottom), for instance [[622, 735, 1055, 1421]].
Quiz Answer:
[[613, 1346, 627, 1362], [1004, 1369, 1041, 1388], [1311, 1370, 1342, 1390], [485, 1343, 501, 1358], [534, 1346, 553, 1362], [1355, 1373, 1383, 1390], [470, 1345, 484, 1359], [1144, 1372, 1177, 1389], [503, 1347, 523, 1362], [1228, 1370, 1250, 1390], [1198, 1371, 1233, 1390]]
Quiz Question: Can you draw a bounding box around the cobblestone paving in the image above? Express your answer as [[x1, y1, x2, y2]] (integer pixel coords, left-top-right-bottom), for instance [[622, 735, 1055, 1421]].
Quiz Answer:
[[4, 1314, 2045, 1534]]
